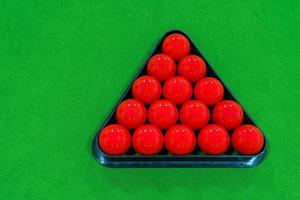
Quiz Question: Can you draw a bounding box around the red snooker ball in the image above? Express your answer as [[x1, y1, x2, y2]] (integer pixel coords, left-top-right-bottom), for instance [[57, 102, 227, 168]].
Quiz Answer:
[[178, 55, 207, 82], [212, 100, 244, 130], [165, 125, 196, 155], [99, 124, 131, 155], [147, 54, 176, 81], [148, 99, 178, 129], [198, 124, 230, 155], [162, 33, 190, 60], [179, 100, 210, 129], [163, 76, 193, 105], [194, 77, 224, 106], [116, 99, 147, 129], [132, 75, 162, 104], [132, 124, 164, 155], [232, 125, 264, 155]]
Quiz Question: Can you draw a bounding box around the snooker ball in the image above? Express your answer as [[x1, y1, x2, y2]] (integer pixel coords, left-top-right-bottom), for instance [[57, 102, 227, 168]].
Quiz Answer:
[[132, 75, 162, 104], [162, 33, 190, 60], [178, 55, 207, 82], [132, 124, 164, 155], [198, 124, 230, 155], [179, 100, 210, 130], [212, 100, 244, 130], [194, 77, 224, 106], [148, 99, 178, 129], [116, 99, 147, 129], [99, 124, 131, 155], [163, 76, 193, 105], [232, 125, 264, 155], [147, 54, 176, 81], [165, 124, 196, 155]]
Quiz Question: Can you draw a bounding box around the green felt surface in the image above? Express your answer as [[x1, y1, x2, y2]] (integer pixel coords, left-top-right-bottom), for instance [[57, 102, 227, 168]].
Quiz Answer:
[[1, 0, 300, 199]]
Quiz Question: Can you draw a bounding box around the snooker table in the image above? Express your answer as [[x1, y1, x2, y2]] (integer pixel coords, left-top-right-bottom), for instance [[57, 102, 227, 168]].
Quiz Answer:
[[1, 0, 300, 199]]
